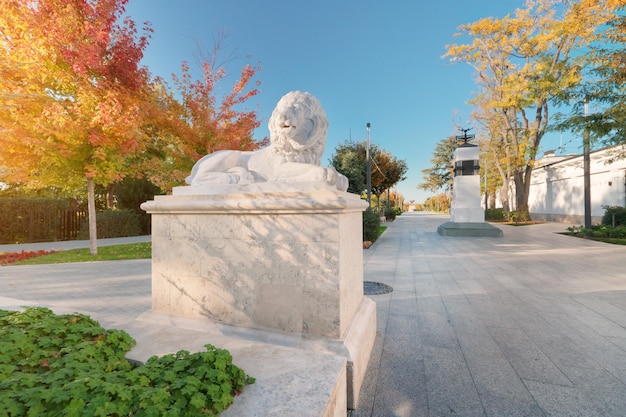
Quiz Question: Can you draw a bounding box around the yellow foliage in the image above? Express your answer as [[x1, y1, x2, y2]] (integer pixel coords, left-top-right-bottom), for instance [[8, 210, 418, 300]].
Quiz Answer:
[[0, 0, 154, 190], [445, 0, 618, 211]]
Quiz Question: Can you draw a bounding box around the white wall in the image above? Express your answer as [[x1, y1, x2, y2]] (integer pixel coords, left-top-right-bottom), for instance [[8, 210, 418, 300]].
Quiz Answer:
[[529, 146, 626, 223]]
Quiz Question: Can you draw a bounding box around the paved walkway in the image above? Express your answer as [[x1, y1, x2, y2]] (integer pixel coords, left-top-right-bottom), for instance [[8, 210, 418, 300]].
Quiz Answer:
[[2, 213, 626, 416], [356, 213, 626, 417]]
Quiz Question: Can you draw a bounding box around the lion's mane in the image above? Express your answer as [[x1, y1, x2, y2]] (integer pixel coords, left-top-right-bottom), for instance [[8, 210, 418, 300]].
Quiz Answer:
[[268, 91, 328, 165]]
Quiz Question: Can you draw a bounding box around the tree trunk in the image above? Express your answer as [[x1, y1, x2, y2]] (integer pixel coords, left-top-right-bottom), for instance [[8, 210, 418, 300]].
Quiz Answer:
[[87, 177, 98, 256], [513, 168, 531, 221], [494, 159, 511, 213], [106, 183, 115, 209], [500, 181, 510, 213], [488, 192, 496, 209]]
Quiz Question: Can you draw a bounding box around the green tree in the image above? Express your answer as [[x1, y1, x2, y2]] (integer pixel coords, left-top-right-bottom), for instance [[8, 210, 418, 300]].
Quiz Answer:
[[329, 141, 368, 195], [330, 141, 408, 206], [554, 2, 626, 154], [418, 136, 456, 195]]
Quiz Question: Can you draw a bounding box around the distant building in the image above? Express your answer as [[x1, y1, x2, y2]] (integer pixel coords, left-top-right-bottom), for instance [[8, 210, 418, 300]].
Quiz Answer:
[[529, 145, 626, 224]]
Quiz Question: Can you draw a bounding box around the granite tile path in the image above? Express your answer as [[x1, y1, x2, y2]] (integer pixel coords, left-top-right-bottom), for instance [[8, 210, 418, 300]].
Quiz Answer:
[[354, 212, 626, 417]]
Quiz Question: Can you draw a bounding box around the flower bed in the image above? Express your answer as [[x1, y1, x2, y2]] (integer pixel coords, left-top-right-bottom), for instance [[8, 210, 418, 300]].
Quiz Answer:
[[0, 250, 57, 265]]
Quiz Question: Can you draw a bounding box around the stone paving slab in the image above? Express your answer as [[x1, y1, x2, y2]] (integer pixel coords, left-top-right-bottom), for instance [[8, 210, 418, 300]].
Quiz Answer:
[[353, 213, 626, 417]]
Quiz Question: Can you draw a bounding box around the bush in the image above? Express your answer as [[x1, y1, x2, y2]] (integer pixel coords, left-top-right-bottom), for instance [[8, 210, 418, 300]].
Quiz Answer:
[[508, 209, 531, 223], [79, 209, 142, 239], [0, 307, 254, 416], [566, 224, 626, 239], [384, 209, 397, 222], [485, 208, 506, 221], [601, 205, 626, 227], [115, 178, 163, 235], [363, 207, 381, 242], [394, 207, 403, 216]]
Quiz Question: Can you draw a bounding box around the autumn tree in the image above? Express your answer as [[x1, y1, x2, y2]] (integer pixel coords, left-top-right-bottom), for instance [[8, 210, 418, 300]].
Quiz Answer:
[[444, 0, 608, 220], [0, 2, 264, 253], [472, 105, 514, 211], [0, 0, 154, 254], [423, 194, 450, 213], [136, 40, 265, 190], [371, 150, 408, 209], [330, 140, 408, 208]]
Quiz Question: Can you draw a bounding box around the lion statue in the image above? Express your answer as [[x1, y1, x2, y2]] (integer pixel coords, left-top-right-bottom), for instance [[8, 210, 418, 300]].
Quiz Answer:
[[185, 91, 348, 191]]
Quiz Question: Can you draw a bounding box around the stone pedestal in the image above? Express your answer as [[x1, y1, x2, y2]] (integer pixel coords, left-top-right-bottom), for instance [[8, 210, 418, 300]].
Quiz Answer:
[[438, 141, 502, 237], [451, 176, 485, 223], [141, 187, 376, 408]]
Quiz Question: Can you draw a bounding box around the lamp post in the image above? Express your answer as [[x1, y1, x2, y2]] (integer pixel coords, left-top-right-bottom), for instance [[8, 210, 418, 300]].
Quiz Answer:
[[484, 159, 488, 209], [366, 123, 371, 206], [583, 100, 591, 228]]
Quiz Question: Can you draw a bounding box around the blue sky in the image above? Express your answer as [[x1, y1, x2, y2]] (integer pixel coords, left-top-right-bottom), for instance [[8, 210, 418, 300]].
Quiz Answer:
[[125, 0, 573, 203]]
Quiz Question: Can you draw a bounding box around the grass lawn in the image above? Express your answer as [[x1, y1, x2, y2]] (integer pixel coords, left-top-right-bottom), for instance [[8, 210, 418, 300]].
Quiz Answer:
[[5, 242, 152, 265], [6, 229, 387, 265]]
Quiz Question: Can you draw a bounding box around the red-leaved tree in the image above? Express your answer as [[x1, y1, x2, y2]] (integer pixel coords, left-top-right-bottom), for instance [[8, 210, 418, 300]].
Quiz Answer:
[[0, 0, 154, 254]]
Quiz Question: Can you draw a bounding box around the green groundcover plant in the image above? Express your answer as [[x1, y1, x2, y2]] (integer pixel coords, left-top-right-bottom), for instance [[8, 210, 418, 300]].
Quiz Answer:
[[0, 307, 254, 416]]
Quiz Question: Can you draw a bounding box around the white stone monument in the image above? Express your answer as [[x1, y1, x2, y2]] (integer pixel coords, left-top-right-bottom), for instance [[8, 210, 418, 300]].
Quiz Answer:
[[438, 131, 502, 237], [141, 91, 376, 408]]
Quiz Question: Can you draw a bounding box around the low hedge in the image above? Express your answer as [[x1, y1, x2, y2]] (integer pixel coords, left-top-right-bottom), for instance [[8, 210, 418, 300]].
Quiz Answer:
[[363, 207, 381, 242], [485, 208, 506, 222], [78, 209, 142, 239]]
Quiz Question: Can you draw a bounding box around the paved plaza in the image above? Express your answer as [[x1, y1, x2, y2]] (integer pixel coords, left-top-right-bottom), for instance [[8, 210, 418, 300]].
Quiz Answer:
[[2, 213, 626, 416], [357, 213, 626, 417]]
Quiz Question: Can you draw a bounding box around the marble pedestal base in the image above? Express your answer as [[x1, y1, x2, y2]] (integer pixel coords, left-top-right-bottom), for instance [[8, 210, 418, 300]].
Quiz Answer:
[[437, 221, 503, 237], [141, 189, 375, 409]]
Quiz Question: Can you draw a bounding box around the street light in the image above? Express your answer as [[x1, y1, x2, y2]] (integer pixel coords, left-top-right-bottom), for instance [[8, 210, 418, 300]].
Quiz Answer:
[[366, 123, 371, 206], [583, 99, 591, 228]]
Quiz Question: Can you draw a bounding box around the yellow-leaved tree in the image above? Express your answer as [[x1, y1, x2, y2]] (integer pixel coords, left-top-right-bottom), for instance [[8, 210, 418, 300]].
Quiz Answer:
[[444, 0, 613, 220]]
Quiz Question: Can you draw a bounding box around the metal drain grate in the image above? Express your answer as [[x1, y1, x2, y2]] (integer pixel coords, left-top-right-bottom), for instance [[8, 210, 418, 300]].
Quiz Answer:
[[363, 281, 393, 295]]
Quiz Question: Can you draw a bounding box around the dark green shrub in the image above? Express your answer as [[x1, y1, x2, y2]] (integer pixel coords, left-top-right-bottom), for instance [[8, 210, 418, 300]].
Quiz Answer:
[[384, 209, 397, 222], [394, 207, 403, 216], [0, 307, 254, 416], [566, 224, 626, 239], [363, 207, 381, 242], [115, 178, 163, 234], [566, 225, 590, 237], [508, 209, 531, 223], [79, 209, 142, 239], [485, 208, 506, 221], [601, 205, 626, 227]]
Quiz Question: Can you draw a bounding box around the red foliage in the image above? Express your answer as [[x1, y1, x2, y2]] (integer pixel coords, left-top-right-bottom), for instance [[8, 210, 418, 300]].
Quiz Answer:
[[0, 250, 57, 265]]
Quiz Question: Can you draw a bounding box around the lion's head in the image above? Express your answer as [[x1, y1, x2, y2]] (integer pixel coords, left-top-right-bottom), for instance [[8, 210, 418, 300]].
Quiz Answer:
[[268, 91, 328, 165]]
